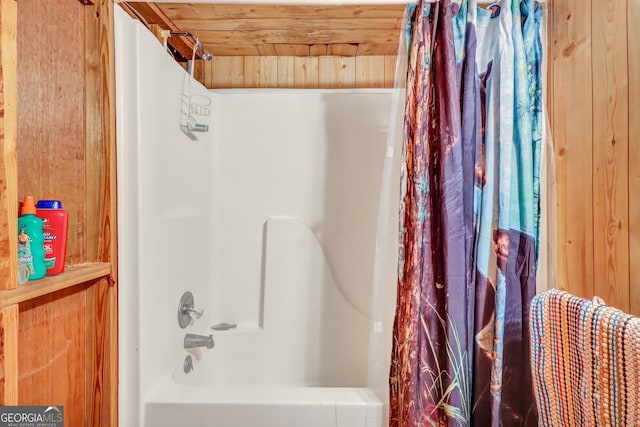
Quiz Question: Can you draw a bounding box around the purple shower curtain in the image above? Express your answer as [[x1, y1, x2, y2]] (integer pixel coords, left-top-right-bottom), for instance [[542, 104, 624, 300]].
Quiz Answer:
[[389, 0, 542, 425]]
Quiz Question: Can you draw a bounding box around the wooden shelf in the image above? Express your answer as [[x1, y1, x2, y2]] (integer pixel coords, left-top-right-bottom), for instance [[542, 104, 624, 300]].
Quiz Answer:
[[0, 262, 111, 308]]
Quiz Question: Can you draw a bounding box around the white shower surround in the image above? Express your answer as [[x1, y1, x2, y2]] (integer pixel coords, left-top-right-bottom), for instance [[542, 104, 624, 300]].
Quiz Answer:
[[116, 6, 400, 427]]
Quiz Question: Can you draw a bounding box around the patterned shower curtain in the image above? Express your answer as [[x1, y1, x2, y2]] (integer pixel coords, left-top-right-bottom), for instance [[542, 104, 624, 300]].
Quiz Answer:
[[389, 0, 543, 426]]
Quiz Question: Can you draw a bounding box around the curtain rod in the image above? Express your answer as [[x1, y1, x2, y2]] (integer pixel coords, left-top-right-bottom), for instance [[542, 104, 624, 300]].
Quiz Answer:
[[168, 31, 214, 61]]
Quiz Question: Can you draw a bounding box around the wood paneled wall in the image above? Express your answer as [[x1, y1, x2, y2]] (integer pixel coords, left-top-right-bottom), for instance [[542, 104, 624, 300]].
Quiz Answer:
[[551, 0, 639, 314], [203, 55, 397, 89], [17, 0, 87, 265], [18, 288, 88, 425], [0, 0, 118, 423]]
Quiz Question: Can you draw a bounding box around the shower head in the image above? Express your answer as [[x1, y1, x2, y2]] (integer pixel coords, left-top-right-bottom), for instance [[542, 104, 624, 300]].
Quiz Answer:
[[195, 40, 213, 61], [199, 48, 213, 62]]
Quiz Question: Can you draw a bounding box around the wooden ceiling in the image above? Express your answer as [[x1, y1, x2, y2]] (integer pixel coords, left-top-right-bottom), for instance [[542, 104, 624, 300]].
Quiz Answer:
[[125, 2, 406, 58]]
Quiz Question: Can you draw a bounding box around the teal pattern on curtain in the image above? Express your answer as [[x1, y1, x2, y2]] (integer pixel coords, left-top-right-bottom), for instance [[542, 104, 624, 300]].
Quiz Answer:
[[389, 0, 543, 425]]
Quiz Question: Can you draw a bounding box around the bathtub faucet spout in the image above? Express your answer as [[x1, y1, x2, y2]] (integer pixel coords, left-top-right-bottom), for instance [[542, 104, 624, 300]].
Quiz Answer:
[[184, 333, 215, 349]]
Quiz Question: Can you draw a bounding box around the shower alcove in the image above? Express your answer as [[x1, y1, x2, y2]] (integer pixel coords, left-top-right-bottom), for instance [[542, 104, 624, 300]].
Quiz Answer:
[[0, 0, 638, 426]]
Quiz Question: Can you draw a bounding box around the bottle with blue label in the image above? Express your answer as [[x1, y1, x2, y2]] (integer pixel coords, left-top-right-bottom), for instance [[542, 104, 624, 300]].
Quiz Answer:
[[18, 196, 46, 282]]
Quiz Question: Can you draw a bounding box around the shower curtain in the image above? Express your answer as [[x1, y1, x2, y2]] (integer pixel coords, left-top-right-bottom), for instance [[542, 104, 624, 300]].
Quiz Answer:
[[389, 0, 543, 425]]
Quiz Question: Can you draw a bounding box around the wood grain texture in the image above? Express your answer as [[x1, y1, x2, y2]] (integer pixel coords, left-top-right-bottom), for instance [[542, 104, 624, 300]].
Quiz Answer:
[[551, 0, 594, 300], [0, 262, 110, 309], [384, 55, 397, 87], [127, 3, 406, 57], [204, 58, 214, 89], [193, 60, 205, 85], [173, 17, 402, 32], [259, 56, 278, 87], [156, 3, 406, 21], [211, 56, 244, 88], [17, 0, 87, 266], [293, 57, 319, 89], [326, 44, 358, 56], [198, 28, 399, 47], [244, 56, 278, 88], [274, 44, 310, 56], [356, 42, 398, 56], [629, 0, 640, 316], [591, 0, 629, 311], [355, 56, 385, 88], [85, 1, 104, 264], [205, 55, 397, 89], [277, 56, 295, 88], [18, 287, 87, 425], [244, 56, 260, 87], [310, 45, 328, 56], [256, 44, 277, 56], [86, 1, 118, 424], [206, 44, 260, 56], [1, 305, 18, 405], [0, 0, 17, 290], [86, 278, 116, 427], [319, 56, 356, 88]]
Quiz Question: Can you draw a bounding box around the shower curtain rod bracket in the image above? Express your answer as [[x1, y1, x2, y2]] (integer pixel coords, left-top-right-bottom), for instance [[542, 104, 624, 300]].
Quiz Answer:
[[169, 31, 213, 61]]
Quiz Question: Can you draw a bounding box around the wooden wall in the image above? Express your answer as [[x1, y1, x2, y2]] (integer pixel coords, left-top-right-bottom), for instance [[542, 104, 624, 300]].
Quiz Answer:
[[551, 0, 640, 314], [17, 0, 87, 264], [203, 55, 397, 89], [0, 0, 118, 424]]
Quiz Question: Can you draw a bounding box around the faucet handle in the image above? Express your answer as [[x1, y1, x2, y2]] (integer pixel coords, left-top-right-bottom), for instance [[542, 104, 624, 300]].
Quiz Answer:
[[178, 291, 204, 328], [211, 322, 237, 331], [185, 306, 204, 319]]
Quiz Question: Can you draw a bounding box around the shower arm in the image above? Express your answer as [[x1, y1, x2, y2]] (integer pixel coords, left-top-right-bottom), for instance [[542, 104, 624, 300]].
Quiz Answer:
[[168, 31, 213, 62]]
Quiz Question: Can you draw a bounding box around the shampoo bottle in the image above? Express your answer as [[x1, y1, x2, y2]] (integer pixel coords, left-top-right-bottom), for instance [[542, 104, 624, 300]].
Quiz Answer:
[[18, 196, 46, 281], [36, 199, 68, 275]]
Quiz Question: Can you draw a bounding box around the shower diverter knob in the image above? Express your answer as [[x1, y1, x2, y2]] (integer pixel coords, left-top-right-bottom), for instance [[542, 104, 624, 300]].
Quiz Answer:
[[178, 291, 204, 328]]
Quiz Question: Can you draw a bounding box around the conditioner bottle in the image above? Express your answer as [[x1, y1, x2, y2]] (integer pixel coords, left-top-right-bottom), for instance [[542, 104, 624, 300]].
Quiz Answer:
[[18, 196, 46, 281]]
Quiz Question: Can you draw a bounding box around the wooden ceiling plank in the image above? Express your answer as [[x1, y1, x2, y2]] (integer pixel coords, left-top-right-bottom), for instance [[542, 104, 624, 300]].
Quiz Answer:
[[127, 2, 405, 58], [204, 44, 260, 56], [196, 29, 399, 46], [257, 44, 277, 56], [310, 45, 328, 56], [155, 3, 406, 21], [326, 44, 358, 56], [356, 42, 400, 56], [274, 44, 310, 56], [170, 18, 403, 32]]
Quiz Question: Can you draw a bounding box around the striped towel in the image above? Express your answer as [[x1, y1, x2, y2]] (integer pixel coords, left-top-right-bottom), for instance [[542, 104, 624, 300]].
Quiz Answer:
[[529, 289, 640, 426]]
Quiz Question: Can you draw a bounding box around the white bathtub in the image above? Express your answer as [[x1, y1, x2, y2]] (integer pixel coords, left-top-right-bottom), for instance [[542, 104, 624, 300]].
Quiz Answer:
[[145, 379, 381, 427]]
